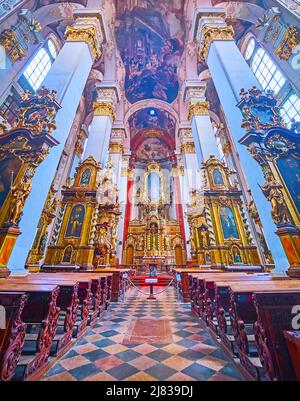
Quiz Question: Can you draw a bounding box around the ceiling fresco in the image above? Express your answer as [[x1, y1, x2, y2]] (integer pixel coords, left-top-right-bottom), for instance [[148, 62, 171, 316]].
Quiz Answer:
[[115, 0, 185, 104], [134, 136, 172, 162], [128, 107, 176, 139]]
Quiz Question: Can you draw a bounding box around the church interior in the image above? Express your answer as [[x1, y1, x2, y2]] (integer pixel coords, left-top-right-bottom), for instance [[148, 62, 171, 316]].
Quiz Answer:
[[0, 0, 300, 383]]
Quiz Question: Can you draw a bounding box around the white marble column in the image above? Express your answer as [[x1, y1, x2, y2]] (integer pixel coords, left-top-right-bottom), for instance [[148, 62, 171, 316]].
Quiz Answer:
[[184, 81, 220, 165], [192, 8, 289, 272], [83, 82, 120, 165], [9, 10, 106, 272], [116, 157, 130, 262], [108, 127, 126, 186]]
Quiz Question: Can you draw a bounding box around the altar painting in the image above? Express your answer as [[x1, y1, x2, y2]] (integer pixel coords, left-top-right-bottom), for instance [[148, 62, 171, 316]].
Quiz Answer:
[[219, 207, 239, 240]]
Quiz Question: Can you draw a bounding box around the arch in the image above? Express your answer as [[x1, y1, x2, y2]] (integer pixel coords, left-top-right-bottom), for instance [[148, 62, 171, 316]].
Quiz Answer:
[[215, 2, 266, 24], [124, 99, 180, 131], [34, 3, 85, 28]]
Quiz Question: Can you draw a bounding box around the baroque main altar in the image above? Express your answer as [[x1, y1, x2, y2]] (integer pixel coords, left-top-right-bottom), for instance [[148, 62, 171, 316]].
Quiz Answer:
[[124, 162, 186, 267]]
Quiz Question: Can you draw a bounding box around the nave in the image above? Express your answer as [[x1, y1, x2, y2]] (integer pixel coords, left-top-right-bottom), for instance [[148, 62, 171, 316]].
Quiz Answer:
[[43, 288, 244, 382]]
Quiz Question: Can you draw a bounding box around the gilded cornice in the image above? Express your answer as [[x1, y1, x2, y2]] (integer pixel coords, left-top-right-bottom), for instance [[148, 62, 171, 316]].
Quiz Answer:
[[65, 21, 103, 61], [109, 142, 124, 154], [181, 141, 196, 154], [188, 101, 210, 120], [198, 25, 234, 62], [93, 101, 116, 121]]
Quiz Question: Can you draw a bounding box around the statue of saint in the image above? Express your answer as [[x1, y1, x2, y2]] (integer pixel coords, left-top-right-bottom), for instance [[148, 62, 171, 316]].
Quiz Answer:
[[261, 174, 290, 225], [9, 174, 32, 225]]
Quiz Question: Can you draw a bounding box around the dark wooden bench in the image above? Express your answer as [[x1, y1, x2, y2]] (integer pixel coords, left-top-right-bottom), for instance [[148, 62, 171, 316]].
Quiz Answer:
[[31, 274, 93, 337], [0, 283, 60, 381], [41, 268, 129, 302], [0, 292, 28, 381], [34, 272, 112, 322], [229, 281, 300, 380], [253, 291, 300, 381], [175, 269, 223, 302], [284, 331, 300, 381], [6, 276, 80, 356]]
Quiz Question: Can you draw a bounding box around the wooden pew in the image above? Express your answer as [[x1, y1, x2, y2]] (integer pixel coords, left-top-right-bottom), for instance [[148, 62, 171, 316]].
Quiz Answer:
[[174, 268, 223, 302], [0, 283, 60, 381], [204, 275, 274, 334], [229, 281, 300, 380], [33, 272, 112, 321], [41, 268, 130, 302], [284, 331, 300, 381], [253, 291, 300, 381], [28, 274, 93, 336], [0, 292, 28, 381], [189, 272, 270, 320], [5, 276, 80, 356]]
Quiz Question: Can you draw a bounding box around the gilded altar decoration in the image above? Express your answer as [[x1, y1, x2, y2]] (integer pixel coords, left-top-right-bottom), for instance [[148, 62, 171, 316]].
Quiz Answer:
[[8, 172, 32, 226], [261, 175, 290, 225], [0, 99, 59, 274], [275, 26, 300, 61], [187, 156, 260, 267], [44, 156, 120, 269], [238, 87, 285, 134], [124, 161, 185, 267], [74, 130, 86, 157], [14, 86, 61, 135], [0, 10, 41, 63], [239, 87, 300, 276], [198, 25, 234, 62]]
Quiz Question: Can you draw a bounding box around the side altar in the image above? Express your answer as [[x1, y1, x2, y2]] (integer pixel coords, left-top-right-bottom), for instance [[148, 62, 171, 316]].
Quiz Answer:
[[40, 157, 121, 270]]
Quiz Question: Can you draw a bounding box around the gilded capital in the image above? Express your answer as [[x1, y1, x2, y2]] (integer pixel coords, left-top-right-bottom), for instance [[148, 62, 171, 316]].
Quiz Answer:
[[65, 13, 105, 61], [181, 141, 196, 154], [198, 25, 234, 62], [188, 101, 210, 120], [93, 101, 116, 122], [109, 142, 124, 154]]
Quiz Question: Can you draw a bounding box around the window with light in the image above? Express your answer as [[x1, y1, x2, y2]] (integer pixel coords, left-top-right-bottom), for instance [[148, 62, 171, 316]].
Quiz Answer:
[[280, 94, 300, 128], [251, 48, 286, 94], [19, 39, 58, 92]]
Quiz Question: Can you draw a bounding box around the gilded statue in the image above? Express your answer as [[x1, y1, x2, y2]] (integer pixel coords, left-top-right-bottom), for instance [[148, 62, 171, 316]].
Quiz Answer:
[[9, 174, 32, 225], [136, 235, 144, 251], [261, 174, 290, 225]]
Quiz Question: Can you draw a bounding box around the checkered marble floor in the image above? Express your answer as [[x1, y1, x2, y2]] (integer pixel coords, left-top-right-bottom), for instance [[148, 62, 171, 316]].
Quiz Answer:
[[42, 287, 245, 381]]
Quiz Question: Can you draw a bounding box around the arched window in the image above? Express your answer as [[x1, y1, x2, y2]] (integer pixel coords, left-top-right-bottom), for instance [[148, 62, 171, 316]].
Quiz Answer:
[[47, 39, 57, 59], [251, 48, 286, 94], [280, 93, 300, 128], [20, 39, 58, 92], [244, 38, 255, 61]]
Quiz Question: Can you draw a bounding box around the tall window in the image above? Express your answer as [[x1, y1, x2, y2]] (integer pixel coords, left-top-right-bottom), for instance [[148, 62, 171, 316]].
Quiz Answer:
[[19, 39, 58, 92], [23, 48, 52, 91], [243, 38, 300, 129], [251, 48, 286, 94], [280, 93, 300, 127]]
